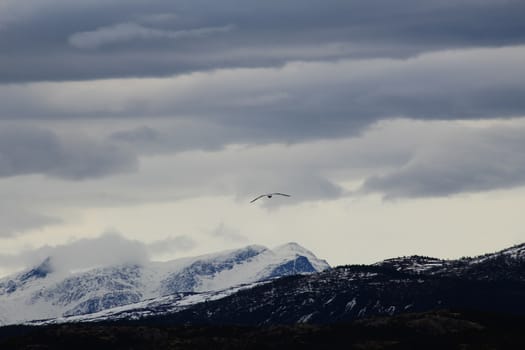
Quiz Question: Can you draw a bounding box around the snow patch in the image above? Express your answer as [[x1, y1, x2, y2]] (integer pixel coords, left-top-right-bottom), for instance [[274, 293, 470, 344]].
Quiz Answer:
[[0, 242, 329, 325]]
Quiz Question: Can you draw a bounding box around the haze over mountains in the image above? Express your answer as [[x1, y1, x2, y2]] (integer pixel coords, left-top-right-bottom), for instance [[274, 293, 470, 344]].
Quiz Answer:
[[0, 242, 329, 326], [3, 241, 525, 327]]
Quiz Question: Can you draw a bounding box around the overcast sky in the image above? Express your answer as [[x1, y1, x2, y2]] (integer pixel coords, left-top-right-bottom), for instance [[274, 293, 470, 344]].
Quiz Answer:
[[1, 0, 525, 277]]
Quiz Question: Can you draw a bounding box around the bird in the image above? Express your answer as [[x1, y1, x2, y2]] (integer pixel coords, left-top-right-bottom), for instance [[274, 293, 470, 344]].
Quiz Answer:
[[250, 193, 291, 203]]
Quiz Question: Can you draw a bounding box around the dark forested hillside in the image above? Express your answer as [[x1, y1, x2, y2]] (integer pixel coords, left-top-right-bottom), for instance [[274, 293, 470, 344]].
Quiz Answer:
[[2, 310, 525, 349]]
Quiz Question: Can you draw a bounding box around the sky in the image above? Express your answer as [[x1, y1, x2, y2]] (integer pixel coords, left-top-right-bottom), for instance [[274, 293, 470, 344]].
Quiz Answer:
[[1, 0, 525, 277]]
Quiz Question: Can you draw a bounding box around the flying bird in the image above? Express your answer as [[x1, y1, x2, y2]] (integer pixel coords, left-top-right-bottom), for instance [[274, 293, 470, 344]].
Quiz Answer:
[[250, 193, 291, 203]]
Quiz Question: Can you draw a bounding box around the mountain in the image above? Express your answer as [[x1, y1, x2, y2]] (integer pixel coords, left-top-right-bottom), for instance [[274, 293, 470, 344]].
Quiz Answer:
[[0, 243, 330, 326], [5, 242, 525, 328], [137, 243, 525, 325]]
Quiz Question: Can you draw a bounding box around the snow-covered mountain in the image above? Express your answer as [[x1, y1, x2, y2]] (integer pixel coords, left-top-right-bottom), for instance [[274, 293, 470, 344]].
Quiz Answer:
[[9, 243, 525, 328], [135, 242, 525, 325], [0, 243, 329, 326]]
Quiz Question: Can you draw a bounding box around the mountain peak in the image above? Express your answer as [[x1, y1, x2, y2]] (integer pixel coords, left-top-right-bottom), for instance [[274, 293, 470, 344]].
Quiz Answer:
[[273, 242, 330, 272], [19, 257, 53, 282], [274, 242, 311, 254], [0, 242, 330, 326]]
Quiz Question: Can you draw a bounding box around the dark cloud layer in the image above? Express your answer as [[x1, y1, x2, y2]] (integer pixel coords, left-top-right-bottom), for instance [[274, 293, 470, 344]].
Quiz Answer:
[[359, 123, 525, 199], [0, 206, 61, 238], [2, 46, 524, 139], [110, 123, 239, 154], [0, 0, 524, 83], [2, 0, 524, 278], [0, 126, 137, 180], [0, 0, 523, 204]]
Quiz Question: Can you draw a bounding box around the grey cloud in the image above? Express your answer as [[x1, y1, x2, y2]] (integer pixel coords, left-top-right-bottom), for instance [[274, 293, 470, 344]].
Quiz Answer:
[[0, 2, 523, 158], [3, 46, 523, 146], [0, 232, 150, 273], [49, 140, 137, 180], [2, 119, 525, 217], [0, 126, 137, 180], [111, 126, 160, 143], [1, 0, 524, 83], [209, 223, 249, 243], [124, 138, 348, 205], [104, 119, 525, 204], [110, 122, 251, 155], [0, 232, 199, 275], [359, 123, 525, 199], [24, 126, 351, 207], [239, 173, 345, 208], [82, 119, 525, 202], [0, 207, 61, 238], [137, 13, 180, 25], [69, 22, 234, 49], [147, 236, 197, 255], [138, 118, 525, 203], [0, 125, 360, 212]]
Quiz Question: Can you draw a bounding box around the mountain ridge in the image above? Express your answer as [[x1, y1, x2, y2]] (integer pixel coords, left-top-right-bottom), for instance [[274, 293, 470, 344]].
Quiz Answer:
[[137, 241, 525, 325], [0, 242, 329, 326], [4, 242, 525, 327]]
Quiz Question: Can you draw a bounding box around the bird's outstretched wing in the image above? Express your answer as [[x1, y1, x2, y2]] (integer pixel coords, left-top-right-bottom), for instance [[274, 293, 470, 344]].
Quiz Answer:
[[250, 194, 266, 203], [250, 193, 291, 203]]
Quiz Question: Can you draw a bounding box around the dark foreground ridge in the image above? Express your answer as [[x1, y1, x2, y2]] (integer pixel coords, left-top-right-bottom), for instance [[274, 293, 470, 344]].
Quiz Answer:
[[4, 243, 525, 348], [2, 310, 525, 349]]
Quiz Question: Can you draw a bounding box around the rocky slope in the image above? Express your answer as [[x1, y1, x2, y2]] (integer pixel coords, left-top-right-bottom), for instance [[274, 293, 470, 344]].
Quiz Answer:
[[0, 243, 329, 325], [145, 243, 525, 325]]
